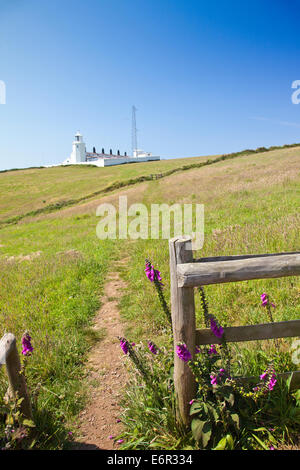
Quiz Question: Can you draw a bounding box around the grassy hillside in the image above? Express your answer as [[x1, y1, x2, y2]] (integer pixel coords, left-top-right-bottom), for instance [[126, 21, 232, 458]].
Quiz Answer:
[[1, 143, 297, 226], [119, 145, 300, 337], [0, 144, 299, 449], [0, 155, 215, 223]]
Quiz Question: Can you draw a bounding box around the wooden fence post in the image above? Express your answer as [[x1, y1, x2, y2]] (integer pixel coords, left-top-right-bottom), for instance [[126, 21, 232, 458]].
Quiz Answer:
[[169, 236, 196, 426], [0, 333, 33, 420]]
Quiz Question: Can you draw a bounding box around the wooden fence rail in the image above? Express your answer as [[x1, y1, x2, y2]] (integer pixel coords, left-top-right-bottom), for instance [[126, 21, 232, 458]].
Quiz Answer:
[[0, 333, 32, 419], [169, 236, 300, 426]]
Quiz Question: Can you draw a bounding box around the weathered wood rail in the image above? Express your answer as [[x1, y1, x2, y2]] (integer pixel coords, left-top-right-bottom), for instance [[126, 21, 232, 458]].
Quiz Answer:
[[0, 333, 32, 419], [169, 236, 300, 426]]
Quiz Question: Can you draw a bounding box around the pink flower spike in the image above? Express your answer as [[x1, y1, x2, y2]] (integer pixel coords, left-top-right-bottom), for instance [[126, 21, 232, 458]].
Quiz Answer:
[[108, 435, 114, 440], [21, 332, 33, 356], [210, 317, 224, 339], [176, 344, 192, 362], [117, 439, 124, 444], [208, 344, 217, 355], [189, 399, 195, 405], [116, 419, 121, 423], [268, 375, 277, 391], [260, 371, 268, 381], [210, 374, 218, 385]]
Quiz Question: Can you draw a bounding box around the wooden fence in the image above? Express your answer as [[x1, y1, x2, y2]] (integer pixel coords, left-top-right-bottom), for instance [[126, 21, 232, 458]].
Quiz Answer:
[[169, 236, 300, 425], [0, 333, 32, 419]]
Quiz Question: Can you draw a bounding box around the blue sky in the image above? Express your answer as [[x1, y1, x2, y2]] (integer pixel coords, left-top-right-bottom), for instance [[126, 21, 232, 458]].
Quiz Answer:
[[0, 0, 300, 170]]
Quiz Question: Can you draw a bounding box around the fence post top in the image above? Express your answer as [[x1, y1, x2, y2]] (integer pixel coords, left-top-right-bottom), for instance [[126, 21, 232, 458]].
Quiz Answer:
[[0, 333, 16, 347], [169, 236, 192, 244], [0, 333, 16, 365]]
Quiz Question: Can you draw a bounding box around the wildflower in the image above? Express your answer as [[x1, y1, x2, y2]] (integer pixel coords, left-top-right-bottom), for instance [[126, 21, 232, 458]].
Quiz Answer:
[[260, 371, 268, 381], [261, 293, 275, 309], [108, 435, 114, 440], [195, 346, 201, 354], [210, 374, 218, 385], [21, 332, 33, 356], [269, 446, 275, 450], [210, 368, 227, 386], [208, 344, 217, 355], [260, 368, 277, 391], [148, 341, 158, 355], [189, 399, 195, 405], [261, 293, 268, 306], [116, 419, 121, 423], [176, 344, 192, 362], [117, 439, 124, 444], [119, 338, 129, 355], [145, 259, 163, 285], [144, 259, 172, 327], [131, 342, 136, 347], [268, 374, 277, 391], [210, 317, 224, 339]]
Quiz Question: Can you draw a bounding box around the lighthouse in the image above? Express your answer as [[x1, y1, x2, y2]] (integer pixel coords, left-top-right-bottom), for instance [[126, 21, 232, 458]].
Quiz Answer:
[[62, 129, 160, 167], [69, 131, 86, 163]]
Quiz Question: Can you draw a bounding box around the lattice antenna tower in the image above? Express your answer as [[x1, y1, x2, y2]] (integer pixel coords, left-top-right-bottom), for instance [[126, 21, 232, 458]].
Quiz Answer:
[[132, 105, 138, 156]]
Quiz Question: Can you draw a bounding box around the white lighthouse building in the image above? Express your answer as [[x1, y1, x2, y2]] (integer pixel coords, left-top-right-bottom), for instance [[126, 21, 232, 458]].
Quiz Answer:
[[62, 131, 160, 167], [69, 131, 86, 163]]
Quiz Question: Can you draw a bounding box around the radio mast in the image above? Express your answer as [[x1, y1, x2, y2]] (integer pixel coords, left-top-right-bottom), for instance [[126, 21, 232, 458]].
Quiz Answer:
[[132, 105, 138, 156]]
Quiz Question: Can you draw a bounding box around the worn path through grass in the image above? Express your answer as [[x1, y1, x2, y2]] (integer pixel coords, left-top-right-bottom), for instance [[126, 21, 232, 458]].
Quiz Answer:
[[73, 259, 129, 450]]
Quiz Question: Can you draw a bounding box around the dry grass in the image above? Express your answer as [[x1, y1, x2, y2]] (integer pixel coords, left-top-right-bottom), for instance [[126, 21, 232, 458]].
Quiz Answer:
[[0, 155, 215, 221], [149, 147, 300, 205]]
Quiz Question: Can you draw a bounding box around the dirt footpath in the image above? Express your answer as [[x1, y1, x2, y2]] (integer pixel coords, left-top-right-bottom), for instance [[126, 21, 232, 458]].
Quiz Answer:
[[73, 265, 128, 450]]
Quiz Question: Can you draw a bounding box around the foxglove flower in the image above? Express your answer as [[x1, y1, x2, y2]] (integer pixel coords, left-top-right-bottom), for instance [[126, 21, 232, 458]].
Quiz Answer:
[[260, 371, 268, 381], [210, 317, 224, 339], [268, 374, 277, 391], [145, 260, 163, 285], [208, 344, 217, 355], [210, 374, 218, 385], [260, 368, 277, 391], [176, 344, 192, 362], [210, 368, 226, 386], [148, 341, 158, 355], [21, 332, 33, 356], [261, 293, 275, 308], [119, 338, 129, 355]]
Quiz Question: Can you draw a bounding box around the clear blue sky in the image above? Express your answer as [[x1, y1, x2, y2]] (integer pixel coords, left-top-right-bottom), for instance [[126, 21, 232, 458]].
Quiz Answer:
[[0, 0, 300, 170]]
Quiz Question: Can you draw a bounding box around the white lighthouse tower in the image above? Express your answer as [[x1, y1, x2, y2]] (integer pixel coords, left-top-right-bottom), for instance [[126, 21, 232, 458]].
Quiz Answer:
[[69, 131, 86, 163]]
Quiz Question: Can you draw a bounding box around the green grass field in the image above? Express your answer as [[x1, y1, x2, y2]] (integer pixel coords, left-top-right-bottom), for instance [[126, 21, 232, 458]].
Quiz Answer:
[[0, 144, 299, 449], [0, 155, 216, 223]]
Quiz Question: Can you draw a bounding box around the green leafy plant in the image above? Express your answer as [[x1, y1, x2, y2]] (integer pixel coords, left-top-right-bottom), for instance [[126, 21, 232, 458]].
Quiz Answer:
[[119, 261, 300, 450]]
